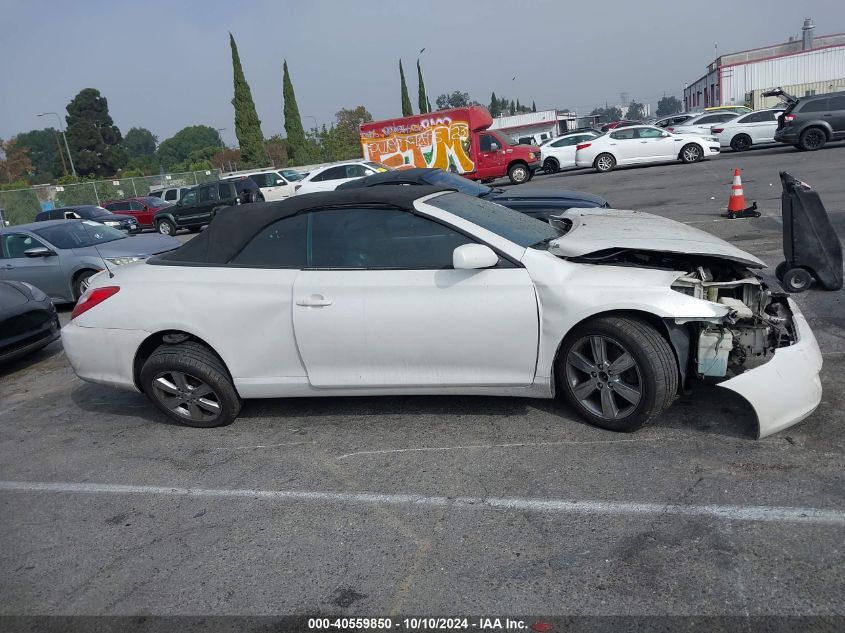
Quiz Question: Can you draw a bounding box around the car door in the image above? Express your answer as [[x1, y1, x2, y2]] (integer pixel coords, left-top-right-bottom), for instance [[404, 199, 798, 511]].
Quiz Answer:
[[634, 127, 675, 160], [185, 184, 217, 225], [606, 128, 639, 163], [0, 232, 66, 299], [303, 165, 349, 193], [292, 207, 539, 388], [475, 133, 507, 178], [827, 95, 845, 137]]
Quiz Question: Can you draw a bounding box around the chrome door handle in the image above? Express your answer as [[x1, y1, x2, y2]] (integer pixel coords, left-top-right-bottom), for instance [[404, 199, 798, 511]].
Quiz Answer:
[[296, 295, 333, 307]]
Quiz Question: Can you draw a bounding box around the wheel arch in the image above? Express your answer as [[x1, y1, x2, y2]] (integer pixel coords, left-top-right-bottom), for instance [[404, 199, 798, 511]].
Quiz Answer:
[[551, 308, 689, 396], [133, 330, 236, 393], [507, 159, 530, 171], [799, 122, 833, 139]]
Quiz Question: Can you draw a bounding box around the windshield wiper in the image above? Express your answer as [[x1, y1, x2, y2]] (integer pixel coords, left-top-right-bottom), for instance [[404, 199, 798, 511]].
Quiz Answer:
[[530, 235, 559, 249]]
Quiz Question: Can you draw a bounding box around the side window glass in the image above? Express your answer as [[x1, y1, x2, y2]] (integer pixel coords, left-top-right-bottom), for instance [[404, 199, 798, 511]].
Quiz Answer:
[[218, 184, 231, 199], [199, 186, 218, 202], [250, 174, 267, 188], [346, 165, 366, 178], [610, 129, 636, 140], [181, 190, 198, 206], [319, 167, 346, 181], [309, 208, 474, 269], [829, 95, 845, 110], [636, 127, 663, 138], [799, 99, 829, 113], [164, 190, 177, 201], [129, 201, 144, 211], [479, 135, 497, 152], [2, 233, 44, 258], [230, 213, 308, 267]]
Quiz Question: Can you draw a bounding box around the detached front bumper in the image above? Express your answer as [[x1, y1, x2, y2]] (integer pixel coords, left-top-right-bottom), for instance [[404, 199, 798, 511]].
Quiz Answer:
[[719, 298, 823, 438]]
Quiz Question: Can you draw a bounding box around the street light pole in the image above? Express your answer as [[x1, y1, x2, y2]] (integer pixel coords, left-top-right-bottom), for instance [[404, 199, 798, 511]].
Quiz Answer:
[[37, 112, 76, 179]]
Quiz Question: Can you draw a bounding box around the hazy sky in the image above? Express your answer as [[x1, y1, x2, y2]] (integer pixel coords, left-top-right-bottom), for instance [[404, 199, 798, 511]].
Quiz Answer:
[[2, 0, 843, 145]]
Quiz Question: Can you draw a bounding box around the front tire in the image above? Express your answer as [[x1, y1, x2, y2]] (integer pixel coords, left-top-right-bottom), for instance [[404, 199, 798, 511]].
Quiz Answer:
[[156, 218, 176, 235], [730, 134, 752, 151], [140, 341, 241, 428], [782, 267, 812, 293], [556, 316, 678, 432], [507, 163, 530, 185], [594, 153, 616, 173], [680, 143, 703, 163], [543, 158, 560, 174], [798, 127, 826, 151]]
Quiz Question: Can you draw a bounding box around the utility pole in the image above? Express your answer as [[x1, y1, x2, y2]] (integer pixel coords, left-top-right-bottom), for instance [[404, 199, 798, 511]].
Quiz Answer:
[[37, 112, 76, 179]]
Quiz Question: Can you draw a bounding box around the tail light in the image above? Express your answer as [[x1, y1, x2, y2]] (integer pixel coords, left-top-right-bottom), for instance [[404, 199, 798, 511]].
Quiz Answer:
[[711, 128, 724, 133], [576, 143, 592, 151], [667, 127, 675, 132], [71, 286, 120, 320], [784, 114, 796, 122]]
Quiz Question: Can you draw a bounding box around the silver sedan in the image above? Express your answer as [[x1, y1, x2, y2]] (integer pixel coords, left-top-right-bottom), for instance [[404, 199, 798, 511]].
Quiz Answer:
[[0, 220, 181, 303]]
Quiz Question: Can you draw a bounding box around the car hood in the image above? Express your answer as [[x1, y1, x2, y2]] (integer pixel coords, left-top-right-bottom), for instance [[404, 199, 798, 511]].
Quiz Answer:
[[489, 188, 609, 207], [75, 234, 182, 258], [547, 208, 765, 267]]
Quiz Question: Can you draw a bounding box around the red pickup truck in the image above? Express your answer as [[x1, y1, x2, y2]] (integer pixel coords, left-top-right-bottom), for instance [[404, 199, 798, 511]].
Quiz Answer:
[[359, 106, 541, 185]]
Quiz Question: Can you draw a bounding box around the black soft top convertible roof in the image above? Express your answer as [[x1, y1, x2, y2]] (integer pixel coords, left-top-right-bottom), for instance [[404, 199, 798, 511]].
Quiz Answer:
[[154, 185, 453, 265]]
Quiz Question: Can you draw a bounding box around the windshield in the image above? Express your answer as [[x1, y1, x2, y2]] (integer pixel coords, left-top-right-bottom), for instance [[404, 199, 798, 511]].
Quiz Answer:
[[424, 192, 559, 248], [142, 197, 171, 208], [420, 170, 492, 198], [33, 220, 127, 249], [280, 169, 304, 181]]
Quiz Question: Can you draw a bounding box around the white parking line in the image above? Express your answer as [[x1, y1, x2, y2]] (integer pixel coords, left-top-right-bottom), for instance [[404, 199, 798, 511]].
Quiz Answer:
[[336, 437, 663, 460], [1, 480, 843, 526]]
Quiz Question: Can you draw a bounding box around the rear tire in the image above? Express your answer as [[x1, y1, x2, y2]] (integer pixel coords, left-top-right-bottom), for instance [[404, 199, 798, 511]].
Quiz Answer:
[[730, 134, 752, 151], [556, 316, 678, 432], [782, 267, 812, 293], [798, 127, 826, 151], [594, 153, 616, 173], [508, 163, 530, 185], [156, 218, 176, 235], [680, 143, 703, 163], [140, 341, 241, 428]]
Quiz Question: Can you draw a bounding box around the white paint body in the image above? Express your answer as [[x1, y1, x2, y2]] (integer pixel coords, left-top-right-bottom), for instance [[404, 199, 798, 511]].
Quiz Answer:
[[221, 169, 298, 201], [540, 132, 599, 170], [294, 161, 388, 195], [712, 109, 784, 149], [574, 126, 720, 168], [62, 197, 823, 438]]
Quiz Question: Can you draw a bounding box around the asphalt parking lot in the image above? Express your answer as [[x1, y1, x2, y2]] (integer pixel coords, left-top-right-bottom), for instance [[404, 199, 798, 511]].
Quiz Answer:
[[1, 145, 843, 618]]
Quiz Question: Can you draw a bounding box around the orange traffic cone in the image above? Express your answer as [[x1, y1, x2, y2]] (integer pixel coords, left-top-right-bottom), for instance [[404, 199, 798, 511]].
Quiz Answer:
[[723, 168, 760, 218]]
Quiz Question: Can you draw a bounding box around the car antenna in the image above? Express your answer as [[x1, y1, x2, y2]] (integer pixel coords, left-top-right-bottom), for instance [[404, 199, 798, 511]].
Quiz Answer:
[[77, 219, 115, 279]]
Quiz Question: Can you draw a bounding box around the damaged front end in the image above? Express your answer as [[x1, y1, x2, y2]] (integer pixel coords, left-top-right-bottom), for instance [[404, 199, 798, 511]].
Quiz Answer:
[[671, 262, 822, 437], [568, 247, 823, 438]]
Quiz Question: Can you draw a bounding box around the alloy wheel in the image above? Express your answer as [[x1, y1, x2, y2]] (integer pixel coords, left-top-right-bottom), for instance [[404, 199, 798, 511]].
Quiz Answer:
[[596, 155, 614, 172], [683, 146, 701, 162], [803, 130, 824, 149], [564, 335, 642, 420], [151, 370, 222, 423]]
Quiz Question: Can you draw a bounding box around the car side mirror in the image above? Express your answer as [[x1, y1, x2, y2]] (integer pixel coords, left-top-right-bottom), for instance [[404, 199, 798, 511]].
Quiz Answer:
[[453, 244, 498, 270], [24, 246, 55, 258], [489, 143, 500, 151], [661, 131, 671, 137]]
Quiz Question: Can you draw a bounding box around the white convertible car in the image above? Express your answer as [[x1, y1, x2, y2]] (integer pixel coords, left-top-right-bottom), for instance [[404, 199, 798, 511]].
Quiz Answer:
[[62, 187, 823, 438]]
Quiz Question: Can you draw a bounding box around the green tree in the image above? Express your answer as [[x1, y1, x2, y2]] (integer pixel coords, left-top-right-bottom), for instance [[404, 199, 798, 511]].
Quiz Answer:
[[15, 128, 62, 182], [589, 106, 623, 122], [656, 96, 683, 117], [229, 32, 268, 167], [63, 88, 127, 177], [157, 126, 222, 171], [318, 106, 373, 161], [626, 101, 645, 120], [489, 92, 500, 117], [532, 100, 536, 112], [124, 127, 157, 159], [399, 60, 413, 116], [435, 91, 472, 110], [417, 59, 428, 114], [509, 100, 516, 115], [265, 134, 287, 167], [283, 59, 317, 166], [0, 138, 33, 184]]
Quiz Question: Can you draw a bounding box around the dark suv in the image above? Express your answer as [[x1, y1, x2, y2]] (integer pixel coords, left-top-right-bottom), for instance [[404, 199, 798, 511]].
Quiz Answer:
[[152, 178, 264, 235], [766, 88, 845, 150]]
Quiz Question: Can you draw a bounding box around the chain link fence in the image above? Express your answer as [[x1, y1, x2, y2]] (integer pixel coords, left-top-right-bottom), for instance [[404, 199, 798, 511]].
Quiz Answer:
[[0, 169, 221, 226]]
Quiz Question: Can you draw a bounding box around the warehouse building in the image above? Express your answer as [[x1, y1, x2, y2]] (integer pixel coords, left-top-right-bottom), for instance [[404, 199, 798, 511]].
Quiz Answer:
[[683, 18, 845, 111], [489, 110, 578, 143]]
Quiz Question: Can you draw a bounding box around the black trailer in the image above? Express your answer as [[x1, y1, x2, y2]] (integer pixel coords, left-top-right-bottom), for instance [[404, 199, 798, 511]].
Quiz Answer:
[[776, 171, 843, 292]]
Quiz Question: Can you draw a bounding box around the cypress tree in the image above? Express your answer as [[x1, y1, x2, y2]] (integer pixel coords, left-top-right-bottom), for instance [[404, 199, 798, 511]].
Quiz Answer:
[[229, 33, 268, 167], [283, 59, 309, 166], [427, 97, 432, 113], [417, 59, 428, 114], [399, 60, 413, 116], [489, 92, 500, 117], [532, 100, 537, 112]]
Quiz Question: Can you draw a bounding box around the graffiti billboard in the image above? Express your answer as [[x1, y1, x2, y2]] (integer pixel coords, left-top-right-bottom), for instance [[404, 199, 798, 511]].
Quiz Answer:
[[359, 107, 494, 175]]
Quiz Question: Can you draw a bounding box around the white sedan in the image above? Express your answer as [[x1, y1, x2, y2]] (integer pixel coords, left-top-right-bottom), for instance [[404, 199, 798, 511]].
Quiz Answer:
[[711, 109, 785, 151], [540, 131, 601, 173], [63, 188, 822, 438], [575, 126, 721, 173], [294, 161, 390, 195]]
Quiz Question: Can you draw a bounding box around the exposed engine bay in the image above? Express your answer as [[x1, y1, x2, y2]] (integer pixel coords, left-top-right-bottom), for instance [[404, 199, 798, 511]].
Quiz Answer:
[[569, 248, 797, 380]]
